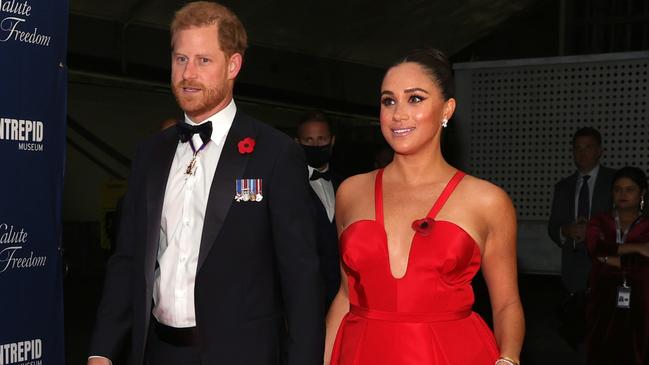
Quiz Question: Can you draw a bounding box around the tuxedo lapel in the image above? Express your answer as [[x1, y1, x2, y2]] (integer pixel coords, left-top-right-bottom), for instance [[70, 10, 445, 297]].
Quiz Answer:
[[144, 129, 179, 286], [197, 112, 254, 271]]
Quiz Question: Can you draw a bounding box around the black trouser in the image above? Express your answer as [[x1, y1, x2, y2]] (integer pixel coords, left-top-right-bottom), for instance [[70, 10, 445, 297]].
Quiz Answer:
[[557, 289, 587, 349]]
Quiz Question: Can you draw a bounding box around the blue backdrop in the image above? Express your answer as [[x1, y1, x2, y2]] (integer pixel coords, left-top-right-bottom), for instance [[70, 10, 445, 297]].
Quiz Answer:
[[0, 0, 68, 364]]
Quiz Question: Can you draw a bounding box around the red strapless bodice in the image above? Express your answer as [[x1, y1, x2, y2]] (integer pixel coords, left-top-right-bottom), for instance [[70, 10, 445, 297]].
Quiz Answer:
[[340, 218, 481, 315], [330, 170, 499, 365]]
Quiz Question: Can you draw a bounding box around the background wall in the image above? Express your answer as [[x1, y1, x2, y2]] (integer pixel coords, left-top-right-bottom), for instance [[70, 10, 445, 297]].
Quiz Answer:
[[454, 51, 649, 274]]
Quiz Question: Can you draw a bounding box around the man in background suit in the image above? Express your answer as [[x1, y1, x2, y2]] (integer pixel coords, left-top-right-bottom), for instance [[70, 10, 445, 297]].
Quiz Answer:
[[295, 112, 341, 309], [548, 127, 615, 346], [88, 2, 324, 365]]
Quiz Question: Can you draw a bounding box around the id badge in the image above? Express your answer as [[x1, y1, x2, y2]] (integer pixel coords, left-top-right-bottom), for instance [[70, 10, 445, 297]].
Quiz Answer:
[[616, 286, 631, 309]]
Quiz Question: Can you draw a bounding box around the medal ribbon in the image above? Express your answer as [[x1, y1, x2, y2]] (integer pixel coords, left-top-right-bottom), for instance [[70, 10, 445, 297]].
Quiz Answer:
[[185, 139, 211, 175], [249, 179, 256, 195], [189, 139, 210, 155]]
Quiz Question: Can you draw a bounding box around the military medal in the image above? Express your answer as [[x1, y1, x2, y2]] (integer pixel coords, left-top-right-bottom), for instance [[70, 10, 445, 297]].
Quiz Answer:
[[235, 179, 243, 201], [235, 178, 264, 202], [249, 178, 257, 200], [246, 178, 264, 201], [255, 179, 263, 201], [185, 154, 198, 175], [185, 139, 209, 176], [242, 179, 250, 201]]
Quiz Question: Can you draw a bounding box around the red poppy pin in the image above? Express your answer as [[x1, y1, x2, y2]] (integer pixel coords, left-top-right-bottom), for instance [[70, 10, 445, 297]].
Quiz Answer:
[[412, 217, 435, 236], [238, 137, 255, 154]]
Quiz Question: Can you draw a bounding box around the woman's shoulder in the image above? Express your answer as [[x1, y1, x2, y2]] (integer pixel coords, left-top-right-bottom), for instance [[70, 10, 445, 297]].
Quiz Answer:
[[337, 170, 377, 197], [336, 170, 379, 227], [457, 173, 512, 209], [635, 215, 649, 235]]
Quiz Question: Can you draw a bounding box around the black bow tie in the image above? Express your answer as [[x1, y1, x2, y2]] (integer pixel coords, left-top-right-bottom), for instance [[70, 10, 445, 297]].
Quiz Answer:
[[177, 121, 213, 145], [310, 169, 331, 181]]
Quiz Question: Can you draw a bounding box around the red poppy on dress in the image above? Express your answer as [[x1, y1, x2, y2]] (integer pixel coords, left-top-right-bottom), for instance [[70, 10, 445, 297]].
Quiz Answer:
[[412, 217, 435, 236], [238, 137, 256, 154]]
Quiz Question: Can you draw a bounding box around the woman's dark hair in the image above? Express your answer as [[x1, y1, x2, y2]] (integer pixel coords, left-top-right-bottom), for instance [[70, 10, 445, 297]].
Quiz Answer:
[[393, 48, 454, 100], [613, 166, 648, 214], [612, 166, 648, 192]]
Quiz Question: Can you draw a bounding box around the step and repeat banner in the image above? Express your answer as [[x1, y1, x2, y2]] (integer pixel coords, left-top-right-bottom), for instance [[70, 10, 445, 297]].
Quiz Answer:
[[0, 0, 68, 364]]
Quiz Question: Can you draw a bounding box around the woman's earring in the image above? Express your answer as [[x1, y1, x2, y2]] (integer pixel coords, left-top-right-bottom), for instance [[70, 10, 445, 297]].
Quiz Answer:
[[641, 196, 645, 211], [442, 119, 448, 128]]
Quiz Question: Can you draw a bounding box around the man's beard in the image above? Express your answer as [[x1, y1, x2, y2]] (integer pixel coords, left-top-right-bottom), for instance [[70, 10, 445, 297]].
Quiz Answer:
[[172, 81, 227, 119]]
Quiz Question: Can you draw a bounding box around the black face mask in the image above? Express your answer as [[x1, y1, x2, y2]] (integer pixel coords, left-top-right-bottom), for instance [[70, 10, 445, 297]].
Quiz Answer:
[[301, 144, 332, 168]]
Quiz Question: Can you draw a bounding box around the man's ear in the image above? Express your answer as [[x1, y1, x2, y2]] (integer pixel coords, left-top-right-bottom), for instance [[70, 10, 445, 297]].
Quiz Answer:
[[227, 53, 243, 80]]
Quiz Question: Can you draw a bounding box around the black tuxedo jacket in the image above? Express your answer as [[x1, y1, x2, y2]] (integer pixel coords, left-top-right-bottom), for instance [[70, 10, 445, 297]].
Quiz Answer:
[[548, 165, 616, 292], [308, 172, 343, 308], [89, 111, 324, 365]]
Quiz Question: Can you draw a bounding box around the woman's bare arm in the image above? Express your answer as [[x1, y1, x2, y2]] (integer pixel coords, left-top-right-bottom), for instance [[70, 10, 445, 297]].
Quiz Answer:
[[479, 184, 525, 363]]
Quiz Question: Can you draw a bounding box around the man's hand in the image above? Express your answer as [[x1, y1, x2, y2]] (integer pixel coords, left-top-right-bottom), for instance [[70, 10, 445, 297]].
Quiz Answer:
[[561, 221, 587, 242]]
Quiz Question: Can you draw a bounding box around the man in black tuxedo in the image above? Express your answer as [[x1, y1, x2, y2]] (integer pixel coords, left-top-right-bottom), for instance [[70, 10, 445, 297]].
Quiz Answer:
[[295, 112, 341, 309], [548, 127, 615, 345], [87, 2, 324, 365]]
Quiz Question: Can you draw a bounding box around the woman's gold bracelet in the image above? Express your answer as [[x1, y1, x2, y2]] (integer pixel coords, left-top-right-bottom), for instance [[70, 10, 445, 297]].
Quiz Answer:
[[495, 356, 519, 365]]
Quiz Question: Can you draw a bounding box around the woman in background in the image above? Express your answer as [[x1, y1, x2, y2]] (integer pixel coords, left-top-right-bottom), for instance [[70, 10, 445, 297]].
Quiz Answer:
[[585, 166, 649, 364], [324, 48, 524, 365]]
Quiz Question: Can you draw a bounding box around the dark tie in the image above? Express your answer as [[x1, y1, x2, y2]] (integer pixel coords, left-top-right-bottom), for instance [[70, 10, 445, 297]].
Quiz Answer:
[[310, 169, 331, 181], [577, 175, 591, 219], [177, 121, 213, 145]]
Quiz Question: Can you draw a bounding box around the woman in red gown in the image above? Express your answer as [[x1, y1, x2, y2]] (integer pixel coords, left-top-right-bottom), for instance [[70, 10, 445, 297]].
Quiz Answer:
[[324, 49, 524, 365], [585, 166, 649, 364]]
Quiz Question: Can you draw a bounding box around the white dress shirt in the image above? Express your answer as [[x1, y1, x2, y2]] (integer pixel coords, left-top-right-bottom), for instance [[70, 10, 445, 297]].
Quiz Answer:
[[152, 100, 236, 328], [308, 165, 335, 222]]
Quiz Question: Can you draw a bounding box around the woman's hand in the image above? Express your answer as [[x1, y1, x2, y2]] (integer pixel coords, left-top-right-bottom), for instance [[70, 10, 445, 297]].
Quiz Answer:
[[597, 255, 621, 268], [634, 242, 649, 257], [323, 266, 349, 365], [618, 242, 649, 258]]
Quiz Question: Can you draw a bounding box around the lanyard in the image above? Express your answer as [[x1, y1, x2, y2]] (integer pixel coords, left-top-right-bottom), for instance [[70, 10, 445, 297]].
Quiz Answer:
[[614, 211, 641, 244]]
